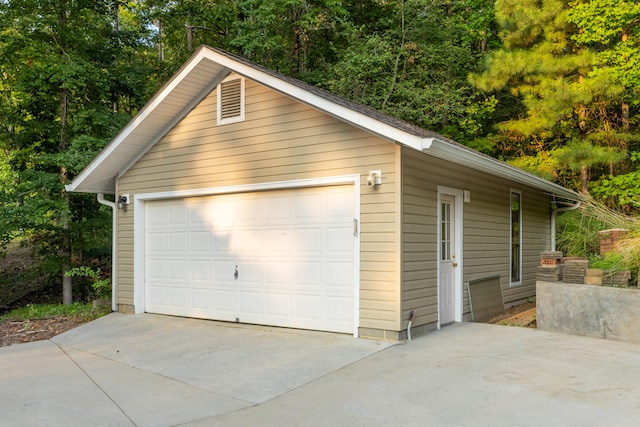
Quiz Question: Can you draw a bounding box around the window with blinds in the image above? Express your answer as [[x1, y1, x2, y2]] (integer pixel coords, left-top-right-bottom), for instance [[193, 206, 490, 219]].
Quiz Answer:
[[217, 76, 245, 125]]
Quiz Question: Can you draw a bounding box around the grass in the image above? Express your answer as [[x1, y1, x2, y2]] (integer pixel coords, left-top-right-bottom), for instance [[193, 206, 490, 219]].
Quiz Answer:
[[0, 302, 111, 322]]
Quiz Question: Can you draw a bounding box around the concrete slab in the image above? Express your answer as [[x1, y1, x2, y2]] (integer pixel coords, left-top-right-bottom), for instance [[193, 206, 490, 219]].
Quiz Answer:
[[51, 313, 392, 403], [3, 314, 640, 426], [60, 346, 250, 427], [0, 340, 133, 427], [192, 323, 640, 427]]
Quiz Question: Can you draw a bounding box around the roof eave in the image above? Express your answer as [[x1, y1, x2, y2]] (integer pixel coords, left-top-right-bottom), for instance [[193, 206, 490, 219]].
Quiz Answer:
[[425, 138, 581, 201]]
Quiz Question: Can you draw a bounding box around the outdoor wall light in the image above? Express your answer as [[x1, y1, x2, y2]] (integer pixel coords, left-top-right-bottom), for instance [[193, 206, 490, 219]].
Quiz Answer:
[[367, 170, 382, 188], [117, 194, 130, 210]]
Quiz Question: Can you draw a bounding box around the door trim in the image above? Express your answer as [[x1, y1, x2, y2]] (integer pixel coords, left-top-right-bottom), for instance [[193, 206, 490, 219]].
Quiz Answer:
[[133, 175, 361, 336], [437, 186, 464, 328]]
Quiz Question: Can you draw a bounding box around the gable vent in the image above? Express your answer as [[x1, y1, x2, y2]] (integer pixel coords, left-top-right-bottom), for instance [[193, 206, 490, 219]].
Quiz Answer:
[[217, 77, 244, 125]]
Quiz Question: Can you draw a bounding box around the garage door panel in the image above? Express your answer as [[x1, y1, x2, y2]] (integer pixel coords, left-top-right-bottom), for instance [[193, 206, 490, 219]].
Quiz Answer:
[[148, 286, 167, 306], [295, 262, 322, 286], [145, 185, 356, 334], [264, 229, 290, 252], [169, 260, 188, 280], [232, 229, 265, 253], [326, 261, 354, 288], [264, 261, 290, 285], [266, 293, 291, 316], [214, 290, 236, 313], [214, 261, 235, 281], [147, 204, 168, 225], [169, 204, 188, 225], [170, 287, 189, 307], [240, 261, 262, 284], [296, 294, 323, 320], [192, 288, 212, 309], [147, 260, 167, 279], [265, 196, 290, 221], [231, 198, 264, 226], [327, 296, 352, 321], [190, 260, 212, 281], [327, 194, 354, 217], [295, 228, 323, 252], [295, 193, 325, 220], [147, 233, 167, 252], [327, 227, 353, 253], [238, 291, 263, 315], [190, 232, 211, 252], [213, 233, 232, 252]]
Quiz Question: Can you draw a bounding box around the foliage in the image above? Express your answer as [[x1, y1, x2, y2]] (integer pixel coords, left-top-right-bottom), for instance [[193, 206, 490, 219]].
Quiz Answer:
[[556, 198, 640, 274], [470, 0, 638, 194], [325, 0, 499, 141], [0, 302, 110, 322], [507, 151, 557, 180], [65, 266, 111, 300], [568, 0, 640, 108], [591, 151, 640, 212], [1, 0, 640, 305], [0, 1, 158, 301]]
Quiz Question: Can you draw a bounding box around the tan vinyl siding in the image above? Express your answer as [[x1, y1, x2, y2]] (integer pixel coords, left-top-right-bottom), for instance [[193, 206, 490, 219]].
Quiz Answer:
[[116, 77, 400, 331], [401, 146, 553, 326], [400, 148, 438, 327]]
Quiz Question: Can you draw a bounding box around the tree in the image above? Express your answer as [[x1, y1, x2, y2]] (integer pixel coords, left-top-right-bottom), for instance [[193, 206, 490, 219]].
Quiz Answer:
[[553, 139, 626, 194], [325, 0, 499, 141], [0, 1, 156, 303], [568, 0, 640, 134], [470, 0, 634, 193]]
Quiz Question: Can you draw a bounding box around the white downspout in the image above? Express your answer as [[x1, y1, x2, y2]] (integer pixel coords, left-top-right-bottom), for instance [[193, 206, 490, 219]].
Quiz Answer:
[[97, 193, 118, 312], [551, 201, 582, 251]]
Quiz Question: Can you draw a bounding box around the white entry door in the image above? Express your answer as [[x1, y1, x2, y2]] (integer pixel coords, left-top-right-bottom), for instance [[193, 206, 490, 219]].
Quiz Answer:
[[439, 194, 456, 325], [144, 185, 356, 334]]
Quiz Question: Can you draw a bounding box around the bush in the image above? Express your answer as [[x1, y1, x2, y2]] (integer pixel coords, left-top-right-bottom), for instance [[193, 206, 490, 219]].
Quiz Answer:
[[65, 266, 111, 300]]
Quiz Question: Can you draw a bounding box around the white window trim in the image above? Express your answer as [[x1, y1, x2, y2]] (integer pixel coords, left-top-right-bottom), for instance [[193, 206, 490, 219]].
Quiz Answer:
[[217, 75, 245, 125], [510, 189, 523, 286]]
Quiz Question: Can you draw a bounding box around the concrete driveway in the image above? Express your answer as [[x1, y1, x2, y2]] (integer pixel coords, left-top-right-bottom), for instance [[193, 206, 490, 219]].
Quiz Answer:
[[2, 313, 640, 427]]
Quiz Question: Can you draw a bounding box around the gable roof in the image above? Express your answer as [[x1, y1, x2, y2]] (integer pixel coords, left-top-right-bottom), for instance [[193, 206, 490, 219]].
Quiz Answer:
[[66, 45, 580, 202]]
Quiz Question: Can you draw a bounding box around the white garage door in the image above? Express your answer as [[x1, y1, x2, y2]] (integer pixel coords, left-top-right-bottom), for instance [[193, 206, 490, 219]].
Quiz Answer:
[[144, 185, 356, 333]]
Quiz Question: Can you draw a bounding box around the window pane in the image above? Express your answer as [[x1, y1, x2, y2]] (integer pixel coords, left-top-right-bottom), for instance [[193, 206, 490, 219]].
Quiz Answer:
[[510, 192, 521, 282]]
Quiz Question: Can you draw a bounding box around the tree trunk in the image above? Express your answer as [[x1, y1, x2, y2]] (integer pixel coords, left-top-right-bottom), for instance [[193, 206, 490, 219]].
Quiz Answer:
[[187, 24, 194, 51], [622, 102, 629, 133], [61, 191, 72, 305], [112, 0, 119, 113], [60, 65, 72, 303], [580, 165, 589, 195], [60, 88, 72, 303], [157, 20, 164, 61]]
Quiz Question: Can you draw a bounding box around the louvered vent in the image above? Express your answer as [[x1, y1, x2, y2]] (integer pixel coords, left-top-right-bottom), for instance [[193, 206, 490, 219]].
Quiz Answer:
[[220, 78, 242, 120]]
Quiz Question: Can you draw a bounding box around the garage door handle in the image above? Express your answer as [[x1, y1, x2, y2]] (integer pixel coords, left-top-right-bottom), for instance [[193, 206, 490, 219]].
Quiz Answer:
[[353, 218, 358, 236], [234, 265, 238, 280]]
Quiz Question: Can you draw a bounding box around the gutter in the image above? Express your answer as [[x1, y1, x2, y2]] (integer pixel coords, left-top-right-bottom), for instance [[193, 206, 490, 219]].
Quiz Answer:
[[97, 193, 118, 312], [551, 200, 583, 251]]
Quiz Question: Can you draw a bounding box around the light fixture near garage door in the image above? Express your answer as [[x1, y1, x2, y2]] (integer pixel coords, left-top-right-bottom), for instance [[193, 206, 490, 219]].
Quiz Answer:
[[367, 170, 382, 188]]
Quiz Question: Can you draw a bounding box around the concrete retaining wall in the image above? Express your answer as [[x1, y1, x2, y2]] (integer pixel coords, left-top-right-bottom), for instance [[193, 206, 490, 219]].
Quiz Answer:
[[537, 281, 640, 344]]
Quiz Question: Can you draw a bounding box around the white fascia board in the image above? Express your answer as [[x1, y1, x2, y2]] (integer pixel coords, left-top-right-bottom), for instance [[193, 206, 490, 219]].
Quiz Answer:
[[67, 48, 222, 194], [117, 70, 229, 178], [427, 139, 580, 200]]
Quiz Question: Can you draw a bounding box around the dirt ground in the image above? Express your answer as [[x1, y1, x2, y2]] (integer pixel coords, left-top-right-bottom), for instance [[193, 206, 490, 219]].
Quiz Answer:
[[487, 301, 537, 328], [0, 316, 88, 347]]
